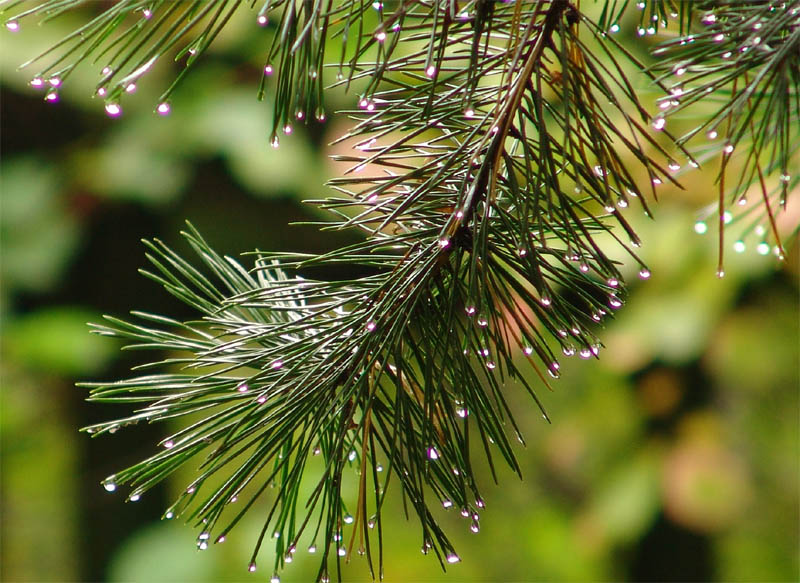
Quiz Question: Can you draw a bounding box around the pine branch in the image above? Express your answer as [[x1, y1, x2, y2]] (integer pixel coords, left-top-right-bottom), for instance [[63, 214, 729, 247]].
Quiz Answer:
[[3, 0, 797, 581], [651, 0, 800, 273]]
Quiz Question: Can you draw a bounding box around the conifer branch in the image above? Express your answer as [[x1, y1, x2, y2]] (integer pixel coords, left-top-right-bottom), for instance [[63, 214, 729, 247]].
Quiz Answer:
[[3, 0, 797, 580], [651, 0, 799, 272]]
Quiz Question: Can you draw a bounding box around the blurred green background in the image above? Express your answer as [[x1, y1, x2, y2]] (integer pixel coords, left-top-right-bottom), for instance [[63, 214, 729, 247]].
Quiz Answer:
[[1, 6, 798, 583]]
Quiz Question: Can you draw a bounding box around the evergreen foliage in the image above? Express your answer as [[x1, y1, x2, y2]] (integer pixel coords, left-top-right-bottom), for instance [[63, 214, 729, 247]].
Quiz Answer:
[[2, 1, 797, 580]]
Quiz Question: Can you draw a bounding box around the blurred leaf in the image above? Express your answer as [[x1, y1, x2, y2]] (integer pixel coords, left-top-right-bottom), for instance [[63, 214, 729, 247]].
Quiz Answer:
[[178, 71, 318, 197], [0, 369, 79, 581], [3, 307, 119, 376], [72, 119, 190, 204], [583, 451, 661, 545], [0, 158, 79, 296]]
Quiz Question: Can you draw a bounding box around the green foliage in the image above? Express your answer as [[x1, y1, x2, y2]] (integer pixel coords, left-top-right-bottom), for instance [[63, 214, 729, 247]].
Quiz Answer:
[[1, 1, 797, 581]]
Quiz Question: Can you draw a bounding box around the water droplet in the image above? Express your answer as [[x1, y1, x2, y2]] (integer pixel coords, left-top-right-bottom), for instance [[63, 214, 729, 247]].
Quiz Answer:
[[427, 447, 439, 460], [610, 23, 620, 33], [637, 27, 646, 36], [579, 263, 590, 273], [524, 346, 533, 356], [470, 521, 480, 533], [652, 117, 666, 130], [270, 575, 280, 583], [343, 513, 354, 524], [723, 143, 734, 154], [313, 446, 321, 455], [607, 278, 619, 288], [376, 463, 383, 472], [348, 450, 357, 461], [723, 211, 733, 224], [164, 440, 174, 449], [338, 547, 346, 557], [477, 317, 488, 327], [375, 30, 386, 42], [257, 14, 268, 26], [103, 480, 116, 492], [30, 77, 45, 89], [125, 83, 137, 94], [237, 383, 249, 392], [105, 103, 122, 117], [694, 221, 708, 235], [248, 562, 257, 572], [609, 295, 623, 309], [198, 541, 208, 550], [320, 576, 330, 583], [157, 102, 171, 115], [486, 361, 496, 370], [6, 19, 20, 32], [579, 348, 592, 359], [464, 108, 475, 118], [165, 511, 174, 519], [540, 296, 552, 306], [757, 242, 770, 255], [284, 554, 293, 563], [367, 519, 375, 529], [674, 66, 686, 76], [438, 238, 450, 249], [638, 268, 651, 279], [779, 173, 791, 183], [716, 269, 725, 279], [264, 64, 273, 75], [216, 535, 226, 544], [668, 161, 681, 171], [443, 499, 453, 508], [733, 240, 746, 253], [186, 486, 196, 494], [446, 553, 461, 564], [283, 124, 293, 135], [273, 531, 280, 539], [707, 129, 718, 140], [426, 65, 436, 77]]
